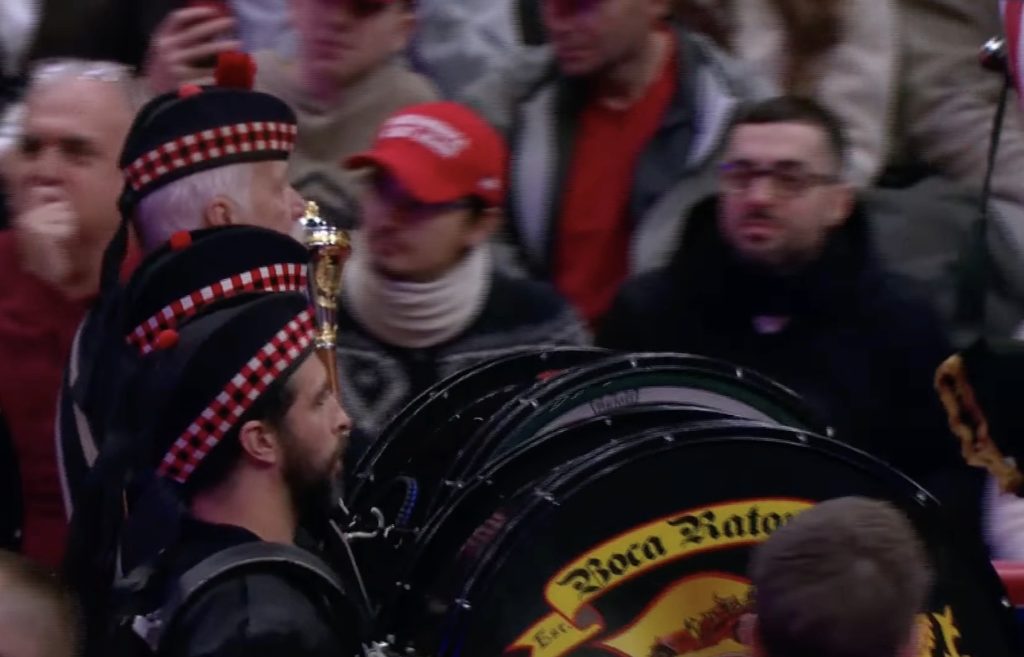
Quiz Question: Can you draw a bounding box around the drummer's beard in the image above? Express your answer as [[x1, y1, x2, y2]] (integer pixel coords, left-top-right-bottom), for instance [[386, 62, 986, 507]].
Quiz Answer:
[[281, 430, 344, 533]]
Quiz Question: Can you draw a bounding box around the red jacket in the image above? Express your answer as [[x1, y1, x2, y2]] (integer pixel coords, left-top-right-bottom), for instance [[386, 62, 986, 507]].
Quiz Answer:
[[0, 232, 91, 567]]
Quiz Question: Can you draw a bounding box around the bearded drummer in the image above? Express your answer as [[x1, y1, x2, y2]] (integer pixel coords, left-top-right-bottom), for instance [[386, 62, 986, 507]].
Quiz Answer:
[[96, 292, 359, 656]]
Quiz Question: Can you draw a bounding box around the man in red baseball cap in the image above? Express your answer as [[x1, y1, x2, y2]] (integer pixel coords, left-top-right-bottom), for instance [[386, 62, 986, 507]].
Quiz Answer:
[[336, 101, 587, 445]]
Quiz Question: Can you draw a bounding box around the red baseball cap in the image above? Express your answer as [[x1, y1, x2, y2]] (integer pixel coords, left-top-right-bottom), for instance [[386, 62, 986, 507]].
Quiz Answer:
[[345, 101, 508, 207]]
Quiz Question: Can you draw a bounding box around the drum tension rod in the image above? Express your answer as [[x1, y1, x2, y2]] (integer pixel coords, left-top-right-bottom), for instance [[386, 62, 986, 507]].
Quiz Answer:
[[337, 507, 388, 541]]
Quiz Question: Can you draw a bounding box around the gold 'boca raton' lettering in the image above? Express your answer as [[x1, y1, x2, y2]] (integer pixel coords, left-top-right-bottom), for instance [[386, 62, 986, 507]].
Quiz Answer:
[[668, 506, 794, 545], [548, 501, 809, 606], [556, 537, 668, 595]]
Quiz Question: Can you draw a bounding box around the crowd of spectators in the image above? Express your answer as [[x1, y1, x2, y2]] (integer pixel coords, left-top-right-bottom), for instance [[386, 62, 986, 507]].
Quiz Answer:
[[2, 1, 1024, 656]]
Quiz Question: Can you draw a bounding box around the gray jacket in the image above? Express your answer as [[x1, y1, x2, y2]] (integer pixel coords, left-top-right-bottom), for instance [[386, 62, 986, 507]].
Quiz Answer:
[[462, 27, 772, 278]]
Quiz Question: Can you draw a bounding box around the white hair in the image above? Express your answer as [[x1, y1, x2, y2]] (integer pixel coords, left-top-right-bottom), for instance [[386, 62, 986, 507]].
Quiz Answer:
[[28, 58, 146, 111], [134, 163, 256, 251], [0, 103, 24, 157], [1, 59, 144, 157]]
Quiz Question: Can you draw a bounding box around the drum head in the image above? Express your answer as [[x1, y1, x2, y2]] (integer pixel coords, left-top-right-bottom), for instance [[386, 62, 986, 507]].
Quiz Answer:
[[451, 353, 830, 488], [381, 423, 1016, 657], [375, 406, 736, 618], [348, 348, 606, 508]]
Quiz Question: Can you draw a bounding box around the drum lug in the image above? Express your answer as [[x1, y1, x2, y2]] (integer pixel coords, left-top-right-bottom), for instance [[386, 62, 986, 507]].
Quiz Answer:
[[364, 640, 414, 657], [442, 479, 466, 490], [534, 489, 560, 505], [454, 598, 473, 611]]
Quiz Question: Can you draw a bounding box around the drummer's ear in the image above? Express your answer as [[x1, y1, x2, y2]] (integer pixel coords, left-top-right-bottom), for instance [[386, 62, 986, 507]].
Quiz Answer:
[[238, 419, 281, 468], [203, 195, 242, 228]]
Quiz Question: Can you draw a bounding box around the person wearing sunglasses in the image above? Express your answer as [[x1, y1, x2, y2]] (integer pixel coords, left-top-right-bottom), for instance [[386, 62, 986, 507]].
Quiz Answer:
[[599, 96, 958, 488], [462, 0, 770, 329], [337, 101, 587, 445]]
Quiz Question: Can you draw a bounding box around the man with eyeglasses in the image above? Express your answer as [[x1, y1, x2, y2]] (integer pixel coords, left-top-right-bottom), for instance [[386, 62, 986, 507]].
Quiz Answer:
[[462, 0, 769, 328], [0, 60, 137, 568], [337, 101, 587, 443], [599, 96, 958, 484]]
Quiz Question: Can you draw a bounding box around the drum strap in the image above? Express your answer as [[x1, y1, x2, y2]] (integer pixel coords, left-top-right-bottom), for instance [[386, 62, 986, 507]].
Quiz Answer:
[[129, 542, 348, 652]]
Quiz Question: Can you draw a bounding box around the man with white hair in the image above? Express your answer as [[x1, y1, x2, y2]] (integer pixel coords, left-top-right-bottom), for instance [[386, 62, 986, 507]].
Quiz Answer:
[[56, 61, 306, 523], [134, 160, 303, 250], [0, 59, 136, 567]]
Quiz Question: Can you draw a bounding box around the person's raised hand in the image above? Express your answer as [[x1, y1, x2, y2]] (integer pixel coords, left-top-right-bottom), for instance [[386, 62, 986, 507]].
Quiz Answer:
[[143, 5, 241, 94], [13, 187, 77, 289]]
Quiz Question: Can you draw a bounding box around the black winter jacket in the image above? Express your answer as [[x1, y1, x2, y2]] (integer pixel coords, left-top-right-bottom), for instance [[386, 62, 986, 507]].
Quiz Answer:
[[155, 519, 351, 657], [599, 196, 960, 483]]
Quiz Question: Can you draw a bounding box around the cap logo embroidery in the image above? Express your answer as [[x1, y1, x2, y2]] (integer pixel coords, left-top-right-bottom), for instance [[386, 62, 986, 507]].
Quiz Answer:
[[380, 114, 469, 158]]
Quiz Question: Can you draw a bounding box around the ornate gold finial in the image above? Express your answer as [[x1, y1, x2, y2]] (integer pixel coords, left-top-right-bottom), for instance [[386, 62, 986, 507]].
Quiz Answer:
[[300, 202, 351, 396], [302, 201, 321, 228]]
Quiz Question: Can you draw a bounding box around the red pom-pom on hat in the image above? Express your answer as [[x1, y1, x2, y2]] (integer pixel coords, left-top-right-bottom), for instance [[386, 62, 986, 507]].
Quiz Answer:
[[215, 51, 257, 90], [169, 231, 193, 251], [154, 329, 180, 351], [178, 84, 203, 99]]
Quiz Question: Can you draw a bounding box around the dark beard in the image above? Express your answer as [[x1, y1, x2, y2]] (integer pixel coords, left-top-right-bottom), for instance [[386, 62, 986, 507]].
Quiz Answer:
[[282, 435, 343, 534]]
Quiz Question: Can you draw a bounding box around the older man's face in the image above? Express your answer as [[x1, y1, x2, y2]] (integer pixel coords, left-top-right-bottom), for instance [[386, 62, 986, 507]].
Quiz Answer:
[[9, 77, 132, 249]]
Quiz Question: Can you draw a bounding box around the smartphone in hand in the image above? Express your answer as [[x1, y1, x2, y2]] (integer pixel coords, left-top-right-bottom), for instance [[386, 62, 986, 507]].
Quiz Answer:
[[187, 0, 237, 69]]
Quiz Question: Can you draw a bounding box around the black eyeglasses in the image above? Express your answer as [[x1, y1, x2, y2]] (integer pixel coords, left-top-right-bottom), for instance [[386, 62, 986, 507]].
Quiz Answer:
[[719, 162, 840, 198]]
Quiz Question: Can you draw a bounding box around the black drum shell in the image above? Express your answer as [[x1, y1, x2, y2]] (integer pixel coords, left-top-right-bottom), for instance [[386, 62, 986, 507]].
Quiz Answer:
[[349, 348, 608, 512], [379, 423, 1016, 657], [370, 405, 734, 619]]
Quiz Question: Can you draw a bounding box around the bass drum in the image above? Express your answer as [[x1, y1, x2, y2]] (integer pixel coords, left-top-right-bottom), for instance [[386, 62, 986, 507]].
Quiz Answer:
[[378, 422, 1018, 657], [374, 405, 738, 620], [348, 348, 607, 514], [434, 353, 831, 518]]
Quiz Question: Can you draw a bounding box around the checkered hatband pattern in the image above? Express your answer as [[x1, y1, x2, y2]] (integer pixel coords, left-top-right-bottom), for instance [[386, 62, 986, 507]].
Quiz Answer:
[[157, 309, 316, 484], [126, 263, 308, 355], [123, 121, 298, 192]]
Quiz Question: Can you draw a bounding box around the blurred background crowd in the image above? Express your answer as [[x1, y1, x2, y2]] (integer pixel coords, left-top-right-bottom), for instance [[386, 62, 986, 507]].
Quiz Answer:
[[3, 0, 1024, 655]]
